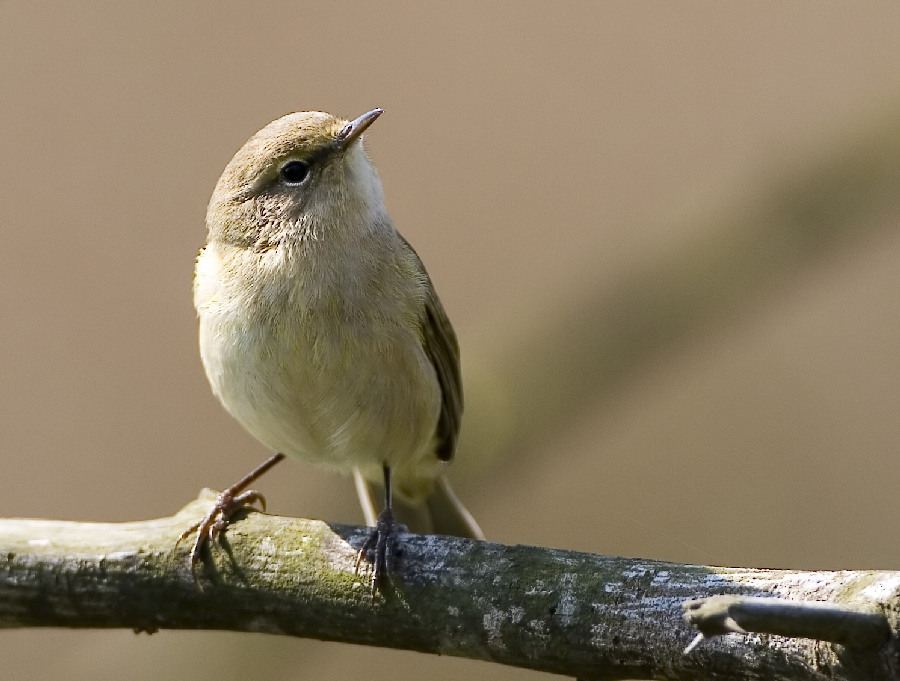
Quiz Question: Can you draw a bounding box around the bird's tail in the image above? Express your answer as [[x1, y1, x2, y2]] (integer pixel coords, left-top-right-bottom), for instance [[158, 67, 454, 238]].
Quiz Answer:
[[353, 469, 484, 540]]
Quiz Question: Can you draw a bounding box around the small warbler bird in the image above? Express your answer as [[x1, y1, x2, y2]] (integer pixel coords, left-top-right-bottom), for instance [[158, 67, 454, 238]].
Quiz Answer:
[[185, 109, 483, 586]]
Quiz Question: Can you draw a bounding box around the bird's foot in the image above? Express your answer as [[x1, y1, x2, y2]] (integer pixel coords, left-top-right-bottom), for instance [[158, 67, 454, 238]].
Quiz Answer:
[[356, 506, 399, 592], [177, 487, 267, 588], [176, 453, 285, 588]]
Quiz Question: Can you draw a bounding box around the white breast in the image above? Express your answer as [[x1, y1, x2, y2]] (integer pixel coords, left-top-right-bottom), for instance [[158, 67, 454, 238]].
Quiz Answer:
[[194, 239, 443, 478]]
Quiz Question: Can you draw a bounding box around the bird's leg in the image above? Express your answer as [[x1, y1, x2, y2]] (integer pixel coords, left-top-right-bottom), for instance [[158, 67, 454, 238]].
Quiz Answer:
[[177, 452, 286, 587], [356, 464, 398, 591]]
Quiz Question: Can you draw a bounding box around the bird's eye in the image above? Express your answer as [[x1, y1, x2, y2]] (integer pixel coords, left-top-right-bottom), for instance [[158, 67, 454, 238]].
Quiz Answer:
[[279, 160, 310, 185]]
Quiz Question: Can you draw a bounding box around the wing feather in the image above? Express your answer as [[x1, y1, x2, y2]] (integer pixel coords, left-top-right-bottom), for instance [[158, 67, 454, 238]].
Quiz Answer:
[[399, 236, 462, 462]]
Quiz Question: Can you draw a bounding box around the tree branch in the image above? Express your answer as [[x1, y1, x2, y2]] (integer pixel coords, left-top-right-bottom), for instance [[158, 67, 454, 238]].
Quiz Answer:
[[1, 491, 898, 680], [683, 595, 890, 649]]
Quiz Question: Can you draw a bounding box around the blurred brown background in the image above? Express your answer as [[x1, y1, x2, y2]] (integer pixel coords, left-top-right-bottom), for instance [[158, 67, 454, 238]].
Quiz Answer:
[[3, 2, 900, 679]]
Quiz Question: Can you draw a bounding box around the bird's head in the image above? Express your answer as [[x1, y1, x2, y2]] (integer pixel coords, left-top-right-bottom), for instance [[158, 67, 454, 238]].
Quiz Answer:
[[207, 109, 386, 249]]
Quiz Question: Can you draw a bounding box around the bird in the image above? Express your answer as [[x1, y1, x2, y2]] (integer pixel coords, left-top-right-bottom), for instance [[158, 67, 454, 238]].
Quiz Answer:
[[183, 109, 483, 587]]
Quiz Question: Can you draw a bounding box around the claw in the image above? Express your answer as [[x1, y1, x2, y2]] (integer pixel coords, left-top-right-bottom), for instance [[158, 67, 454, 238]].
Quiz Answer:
[[178, 487, 267, 588], [355, 506, 398, 592], [176, 453, 285, 589]]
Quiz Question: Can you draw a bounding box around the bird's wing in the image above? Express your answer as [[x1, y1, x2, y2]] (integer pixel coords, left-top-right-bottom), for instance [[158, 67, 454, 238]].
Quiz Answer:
[[399, 235, 463, 462]]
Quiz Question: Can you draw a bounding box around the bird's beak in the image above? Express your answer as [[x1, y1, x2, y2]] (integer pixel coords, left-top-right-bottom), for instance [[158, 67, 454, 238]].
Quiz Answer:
[[337, 109, 383, 149]]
